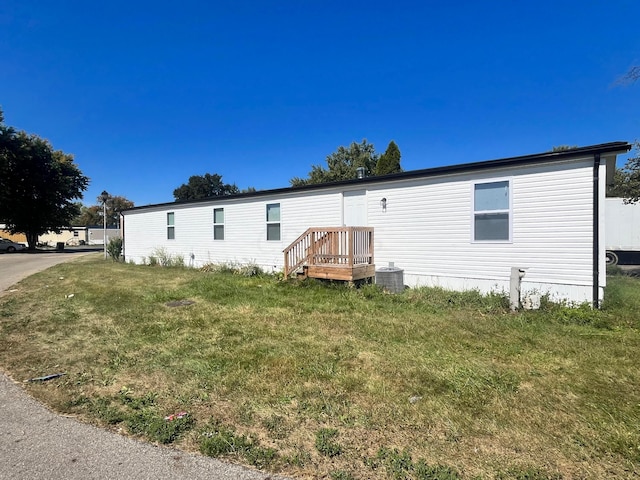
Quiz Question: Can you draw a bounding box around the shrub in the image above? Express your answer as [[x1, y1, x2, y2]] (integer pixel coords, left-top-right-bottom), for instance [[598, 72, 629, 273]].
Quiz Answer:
[[106, 237, 123, 261], [148, 248, 184, 267], [199, 261, 263, 276]]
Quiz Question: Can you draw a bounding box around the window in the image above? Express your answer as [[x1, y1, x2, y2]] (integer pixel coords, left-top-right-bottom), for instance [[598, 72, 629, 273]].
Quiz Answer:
[[167, 212, 175, 240], [266, 203, 281, 241], [473, 180, 510, 241], [213, 208, 224, 240]]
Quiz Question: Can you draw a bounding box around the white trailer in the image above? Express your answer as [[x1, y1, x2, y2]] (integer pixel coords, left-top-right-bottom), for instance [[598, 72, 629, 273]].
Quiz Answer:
[[605, 197, 640, 265], [123, 142, 632, 306]]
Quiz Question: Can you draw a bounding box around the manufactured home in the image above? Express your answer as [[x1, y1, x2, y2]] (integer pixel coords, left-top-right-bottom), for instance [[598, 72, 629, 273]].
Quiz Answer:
[[122, 142, 631, 307], [38, 227, 89, 246]]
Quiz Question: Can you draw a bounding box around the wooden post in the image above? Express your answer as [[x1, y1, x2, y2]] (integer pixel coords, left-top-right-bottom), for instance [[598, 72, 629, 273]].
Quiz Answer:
[[349, 228, 354, 267], [284, 252, 289, 277]]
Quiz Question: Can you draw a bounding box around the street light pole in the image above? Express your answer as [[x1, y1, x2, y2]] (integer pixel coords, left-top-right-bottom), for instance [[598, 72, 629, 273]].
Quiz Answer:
[[100, 190, 109, 260]]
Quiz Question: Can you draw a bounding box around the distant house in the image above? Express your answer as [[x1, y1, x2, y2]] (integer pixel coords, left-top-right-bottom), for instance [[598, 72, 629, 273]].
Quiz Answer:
[[121, 142, 631, 307], [39, 227, 89, 246], [38, 226, 121, 246], [0, 225, 27, 244]]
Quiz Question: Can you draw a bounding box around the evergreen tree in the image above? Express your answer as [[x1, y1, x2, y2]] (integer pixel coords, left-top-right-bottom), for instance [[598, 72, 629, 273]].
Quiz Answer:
[[375, 141, 402, 175]]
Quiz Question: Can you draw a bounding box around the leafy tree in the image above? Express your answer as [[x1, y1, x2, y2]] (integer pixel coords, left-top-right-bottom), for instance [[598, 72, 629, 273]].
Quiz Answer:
[[0, 109, 18, 207], [291, 139, 379, 186], [608, 70, 639, 201], [173, 173, 239, 201], [0, 109, 89, 249], [551, 145, 578, 152], [375, 140, 402, 176], [103, 194, 133, 227], [608, 142, 640, 203], [74, 205, 101, 226], [73, 194, 134, 227]]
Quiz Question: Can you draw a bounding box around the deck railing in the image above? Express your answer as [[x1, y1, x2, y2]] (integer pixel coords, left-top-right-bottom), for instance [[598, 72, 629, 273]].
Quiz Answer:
[[283, 227, 374, 277]]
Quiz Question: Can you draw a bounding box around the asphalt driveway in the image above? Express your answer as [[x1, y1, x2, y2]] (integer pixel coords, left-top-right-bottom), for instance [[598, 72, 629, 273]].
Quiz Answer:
[[0, 249, 97, 296], [0, 251, 285, 480]]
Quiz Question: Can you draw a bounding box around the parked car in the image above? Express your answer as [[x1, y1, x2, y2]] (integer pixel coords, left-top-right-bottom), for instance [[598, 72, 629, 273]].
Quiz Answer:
[[0, 238, 27, 253]]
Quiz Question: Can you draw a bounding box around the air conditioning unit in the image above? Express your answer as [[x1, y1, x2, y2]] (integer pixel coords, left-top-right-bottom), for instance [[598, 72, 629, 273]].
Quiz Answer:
[[375, 266, 404, 293]]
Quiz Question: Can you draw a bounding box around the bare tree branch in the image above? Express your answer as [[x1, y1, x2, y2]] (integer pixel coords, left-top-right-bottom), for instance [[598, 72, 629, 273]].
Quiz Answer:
[[615, 65, 640, 86]]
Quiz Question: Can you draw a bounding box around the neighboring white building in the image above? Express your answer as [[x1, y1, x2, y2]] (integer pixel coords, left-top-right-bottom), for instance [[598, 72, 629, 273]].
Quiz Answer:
[[86, 226, 121, 246], [122, 142, 631, 306], [604, 197, 640, 265]]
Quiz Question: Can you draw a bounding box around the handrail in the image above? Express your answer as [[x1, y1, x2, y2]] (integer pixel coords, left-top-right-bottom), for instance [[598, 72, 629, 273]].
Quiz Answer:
[[283, 227, 374, 277]]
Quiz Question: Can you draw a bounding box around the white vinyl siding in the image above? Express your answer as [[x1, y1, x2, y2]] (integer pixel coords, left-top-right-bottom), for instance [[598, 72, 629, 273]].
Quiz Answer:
[[122, 155, 605, 304], [122, 191, 342, 271], [213, 208, 224, 240], [366, 158, 596, 302]]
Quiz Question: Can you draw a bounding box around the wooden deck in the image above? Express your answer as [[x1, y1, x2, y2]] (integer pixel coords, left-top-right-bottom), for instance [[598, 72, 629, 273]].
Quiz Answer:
[[304, 264, 376, 281], [284, 227, 374, 281]]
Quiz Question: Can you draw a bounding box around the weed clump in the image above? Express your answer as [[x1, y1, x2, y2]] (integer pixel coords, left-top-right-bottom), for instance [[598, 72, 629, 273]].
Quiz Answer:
[[365, 447, 461, 479], [200, 261, 264, 276], [330, 470, 355, 480], [402, 286, 510, 314], [495, 465, 562, 479], [81, 389, 194, 444], [146, 247, 184, 267], [199, 419, 277, 469], [315, 428, 343, 457], [126, 410, 194, 444]]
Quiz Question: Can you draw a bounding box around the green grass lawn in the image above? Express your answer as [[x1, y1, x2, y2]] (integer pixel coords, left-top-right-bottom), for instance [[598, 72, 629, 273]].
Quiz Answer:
[[1, 254, 639, 479]]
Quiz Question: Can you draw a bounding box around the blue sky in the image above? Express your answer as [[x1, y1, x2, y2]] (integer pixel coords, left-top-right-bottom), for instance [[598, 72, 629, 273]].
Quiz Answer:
[[1, 1, 638, 206]]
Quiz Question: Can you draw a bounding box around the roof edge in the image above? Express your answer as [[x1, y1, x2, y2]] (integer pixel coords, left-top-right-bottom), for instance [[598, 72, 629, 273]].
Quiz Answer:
[[122, 141, 631, 213]]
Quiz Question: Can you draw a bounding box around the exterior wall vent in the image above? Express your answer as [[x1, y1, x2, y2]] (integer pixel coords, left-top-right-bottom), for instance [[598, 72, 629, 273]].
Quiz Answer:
[[375, 266, 404, 293]]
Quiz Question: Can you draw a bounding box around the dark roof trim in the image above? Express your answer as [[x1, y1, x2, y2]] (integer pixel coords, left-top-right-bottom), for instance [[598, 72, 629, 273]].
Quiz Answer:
[[123, 141, 631, 213]]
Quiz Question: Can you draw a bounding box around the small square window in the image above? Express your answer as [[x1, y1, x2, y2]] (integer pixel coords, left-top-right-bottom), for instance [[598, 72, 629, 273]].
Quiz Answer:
[[474, 213, 509, 241], [266, 203, 280, 222], [267, 223, 281, 241]]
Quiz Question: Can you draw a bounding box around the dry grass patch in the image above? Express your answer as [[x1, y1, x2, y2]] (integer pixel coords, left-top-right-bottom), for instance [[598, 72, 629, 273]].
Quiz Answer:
[[0, 255, 639, 479]]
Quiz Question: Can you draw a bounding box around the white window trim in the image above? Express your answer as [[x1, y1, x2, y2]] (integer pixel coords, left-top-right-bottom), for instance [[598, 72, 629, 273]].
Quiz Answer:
[[266, 203, 281, 242], [213, 208, 224, 241], [471, 178, 512, 243]]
